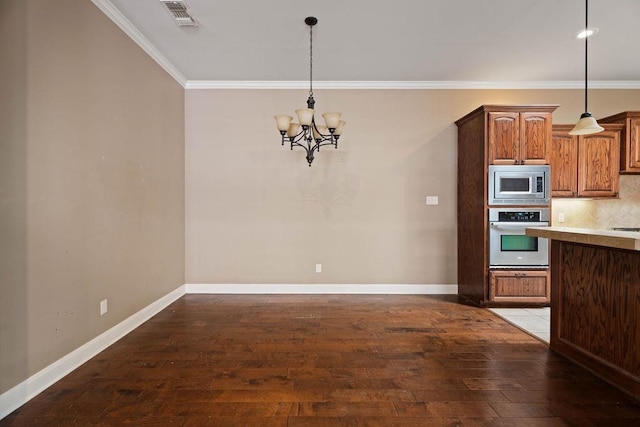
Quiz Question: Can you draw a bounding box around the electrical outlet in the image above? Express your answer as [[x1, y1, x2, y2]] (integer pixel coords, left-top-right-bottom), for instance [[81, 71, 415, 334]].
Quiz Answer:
[[100, 299, 108, 316], [315, 263, 322, 273], [426, 196, 439, 205], [558, 213, 565, 223]]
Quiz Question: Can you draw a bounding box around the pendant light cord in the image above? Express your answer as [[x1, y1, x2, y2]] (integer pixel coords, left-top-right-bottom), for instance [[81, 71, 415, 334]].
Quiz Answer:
[[584, 0, 588, 113]]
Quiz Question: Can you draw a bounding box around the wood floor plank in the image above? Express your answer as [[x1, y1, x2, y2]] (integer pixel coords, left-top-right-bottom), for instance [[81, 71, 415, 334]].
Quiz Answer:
[[2, 294, 640, 425]]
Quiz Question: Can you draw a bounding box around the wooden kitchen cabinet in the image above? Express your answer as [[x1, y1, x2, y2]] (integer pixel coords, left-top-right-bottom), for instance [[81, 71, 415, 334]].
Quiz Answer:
[[455, 105, 558, 307], [599, 111, 640, 174], [550, 127, 578, 197], [551, 124, 623, 198], [488, 111, 553, 165], [489, 270, 550, 304]]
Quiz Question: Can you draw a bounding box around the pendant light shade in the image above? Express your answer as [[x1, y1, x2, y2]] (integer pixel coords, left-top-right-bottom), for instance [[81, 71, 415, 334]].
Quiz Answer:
[[569, 112, 604, 135], [569, 0, 603, 136]]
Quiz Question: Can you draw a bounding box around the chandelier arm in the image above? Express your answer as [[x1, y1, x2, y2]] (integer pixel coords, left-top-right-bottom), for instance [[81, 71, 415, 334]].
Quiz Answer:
[[291, 139, 318, 158], [293, 140, 314, 152], [316, 140, 338, 149], [290, 141, 310, 151], [291, 142, 315, 167], [310, 120, 334, 140], [316, 137, 337, 144], [288, 132, 307, 144], [315, 132, 335, 140], [289, 129, 319, 149]]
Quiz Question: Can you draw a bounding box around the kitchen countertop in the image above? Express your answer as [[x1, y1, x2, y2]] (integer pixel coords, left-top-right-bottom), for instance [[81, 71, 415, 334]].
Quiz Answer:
[[526, 226, 640, 251]]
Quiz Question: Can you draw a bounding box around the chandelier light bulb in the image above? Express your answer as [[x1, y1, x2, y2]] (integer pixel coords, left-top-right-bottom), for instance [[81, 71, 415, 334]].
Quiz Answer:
[[313, 125, 329, 141], [322, 112, 342, 130], [333, 120, 346, 136], [274, 115, 293, 132], [295, 109, 314, 127], [287, 123, 301, 138]]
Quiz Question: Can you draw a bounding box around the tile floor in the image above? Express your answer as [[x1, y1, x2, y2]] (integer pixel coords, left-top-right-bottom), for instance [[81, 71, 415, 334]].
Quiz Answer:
[[489, 307, 550, 343]]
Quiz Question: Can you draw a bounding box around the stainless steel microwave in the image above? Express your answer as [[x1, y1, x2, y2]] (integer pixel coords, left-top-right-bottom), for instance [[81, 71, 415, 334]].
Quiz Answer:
[[488, 165, 550, 205]]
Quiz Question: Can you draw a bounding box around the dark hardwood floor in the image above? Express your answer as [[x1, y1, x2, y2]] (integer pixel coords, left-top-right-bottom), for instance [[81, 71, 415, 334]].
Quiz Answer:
[[2, 294, 640, 426]]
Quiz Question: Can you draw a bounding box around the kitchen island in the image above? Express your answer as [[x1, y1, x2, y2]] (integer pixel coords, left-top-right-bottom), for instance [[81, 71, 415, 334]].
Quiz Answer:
[[526, 226, 640, 401]]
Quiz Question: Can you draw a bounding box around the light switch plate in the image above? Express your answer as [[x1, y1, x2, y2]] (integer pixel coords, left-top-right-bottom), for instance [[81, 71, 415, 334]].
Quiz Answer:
[[426, 196, 439, 205]]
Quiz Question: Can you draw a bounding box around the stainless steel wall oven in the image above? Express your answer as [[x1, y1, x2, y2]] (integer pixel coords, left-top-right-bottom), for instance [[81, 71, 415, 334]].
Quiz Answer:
[[488, 208, 550, 267]]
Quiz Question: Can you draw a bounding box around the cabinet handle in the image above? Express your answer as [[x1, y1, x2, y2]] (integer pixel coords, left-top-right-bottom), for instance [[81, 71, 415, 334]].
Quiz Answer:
[[514, 273, 526, 278]]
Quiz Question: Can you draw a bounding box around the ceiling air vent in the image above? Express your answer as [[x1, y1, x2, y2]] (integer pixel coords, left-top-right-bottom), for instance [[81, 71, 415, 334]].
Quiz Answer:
[[159, 1, 198, 27]]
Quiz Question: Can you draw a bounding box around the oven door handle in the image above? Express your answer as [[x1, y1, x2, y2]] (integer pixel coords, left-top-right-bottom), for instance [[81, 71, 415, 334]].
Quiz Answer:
[[489, 222, 549, 228]]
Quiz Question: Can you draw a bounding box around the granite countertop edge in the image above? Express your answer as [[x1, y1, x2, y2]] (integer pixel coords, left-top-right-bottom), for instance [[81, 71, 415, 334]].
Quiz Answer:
[[526, 226, 640, 252]]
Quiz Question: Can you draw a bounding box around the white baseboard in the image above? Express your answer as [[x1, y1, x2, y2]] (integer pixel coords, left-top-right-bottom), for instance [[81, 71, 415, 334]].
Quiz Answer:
[[1, 282, 458, 420], [185, 283, 458, 294], [0, 285, 186, 420]]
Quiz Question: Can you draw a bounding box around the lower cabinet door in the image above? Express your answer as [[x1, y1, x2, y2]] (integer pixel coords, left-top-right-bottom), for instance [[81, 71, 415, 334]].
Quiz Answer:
[[489, 270, 550, 303]]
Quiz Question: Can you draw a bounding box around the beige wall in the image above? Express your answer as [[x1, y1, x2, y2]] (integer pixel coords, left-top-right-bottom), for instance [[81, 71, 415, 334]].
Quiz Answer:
[[0, 0, 29, 395], [0, 0, 185, 394], [185, 89, 640, 286]]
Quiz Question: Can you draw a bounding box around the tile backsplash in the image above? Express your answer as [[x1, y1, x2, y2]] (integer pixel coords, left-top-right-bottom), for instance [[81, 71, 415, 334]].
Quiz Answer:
[[552, 175, 640, 230]]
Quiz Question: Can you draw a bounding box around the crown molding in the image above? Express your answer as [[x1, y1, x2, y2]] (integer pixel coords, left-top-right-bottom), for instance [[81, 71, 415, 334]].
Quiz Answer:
[[91, 0, 187, 87], [185, 80, 640, 90]]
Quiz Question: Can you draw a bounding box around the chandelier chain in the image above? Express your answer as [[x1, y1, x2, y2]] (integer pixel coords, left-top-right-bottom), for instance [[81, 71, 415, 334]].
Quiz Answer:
[[309, 24, 313, 98]]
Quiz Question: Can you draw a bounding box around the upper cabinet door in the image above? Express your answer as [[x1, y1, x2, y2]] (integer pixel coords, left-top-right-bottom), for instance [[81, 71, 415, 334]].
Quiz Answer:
[[598, 111, 640, 174], [488, 112, 520, 165], [628, 117, 640, 171], [578, 129, 621, 197], [551, 129, 578, 197], [520, 112, 552, 165]]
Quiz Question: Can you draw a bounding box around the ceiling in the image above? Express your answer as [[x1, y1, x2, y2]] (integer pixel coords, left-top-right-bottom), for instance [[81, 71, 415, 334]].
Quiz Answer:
[[100, 0, 640, 88]]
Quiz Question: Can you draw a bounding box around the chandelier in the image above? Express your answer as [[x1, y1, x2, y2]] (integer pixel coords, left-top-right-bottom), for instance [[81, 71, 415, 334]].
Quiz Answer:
[[569, 0, 603, 135], [274, 17, 346, 166]]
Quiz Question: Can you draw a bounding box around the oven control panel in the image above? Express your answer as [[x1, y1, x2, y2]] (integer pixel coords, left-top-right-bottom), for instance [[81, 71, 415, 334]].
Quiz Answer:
[[488, 208, 550, 223], [498, 211, 541, 222]]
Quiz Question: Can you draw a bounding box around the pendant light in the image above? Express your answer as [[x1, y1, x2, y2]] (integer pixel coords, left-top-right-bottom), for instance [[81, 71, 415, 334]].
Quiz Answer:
[[569, 0, 603, 135], [274, 17, 346, 166]]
